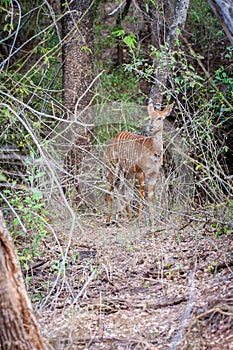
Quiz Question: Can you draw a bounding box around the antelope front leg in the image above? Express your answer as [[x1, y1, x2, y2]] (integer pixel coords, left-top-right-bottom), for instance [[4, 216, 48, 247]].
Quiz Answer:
[[120, 179, 133, 221], [125, 202, 133, 221], [138, 171, 145, 221], [147, 178, 157, 223], [106, 171, 114, 224], [106, 192, 112, 223]]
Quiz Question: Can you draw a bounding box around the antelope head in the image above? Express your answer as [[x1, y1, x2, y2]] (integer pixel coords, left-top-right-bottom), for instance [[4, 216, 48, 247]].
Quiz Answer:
[[145, 103, 174, 135]]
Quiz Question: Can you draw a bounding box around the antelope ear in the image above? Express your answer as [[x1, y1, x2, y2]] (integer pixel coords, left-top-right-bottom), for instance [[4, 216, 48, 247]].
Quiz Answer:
[[147, 103, 154, 115], [162, 103, 174, 117]]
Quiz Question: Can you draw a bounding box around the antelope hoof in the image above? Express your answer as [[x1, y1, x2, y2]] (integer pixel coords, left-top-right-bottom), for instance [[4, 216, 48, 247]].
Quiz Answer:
[[106, 220, 120, 227]]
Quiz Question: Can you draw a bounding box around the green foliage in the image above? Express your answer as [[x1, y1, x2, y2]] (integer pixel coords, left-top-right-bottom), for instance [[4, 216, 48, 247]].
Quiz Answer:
[[1, 108, 31, 149], [0, 1, 62, 114], [124, 42, 206, 103], [1, 105, 50, 267], [97, 68, 145, 104], [213, 200, 233, 238], [188, 0, 225, 45], [0, 0, 13, 35], [212, 48, 233, 114], [212, 223, 232, 238], [94, 10, 142, 104], [2, 187, 49, 269], [0, 3, 61, 272], [112, 29, 137, 49]]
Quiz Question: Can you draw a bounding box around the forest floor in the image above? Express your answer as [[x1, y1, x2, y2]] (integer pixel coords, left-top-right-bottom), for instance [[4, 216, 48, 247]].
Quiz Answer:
[[30, 209, 233, 350]]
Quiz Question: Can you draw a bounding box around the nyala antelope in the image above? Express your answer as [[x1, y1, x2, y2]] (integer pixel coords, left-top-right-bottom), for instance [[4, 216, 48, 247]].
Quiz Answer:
[[104, 103, 174, 223]]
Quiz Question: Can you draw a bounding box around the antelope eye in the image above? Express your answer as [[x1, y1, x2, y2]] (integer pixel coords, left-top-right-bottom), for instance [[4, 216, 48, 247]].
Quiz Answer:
[[157, 117, 162, 120]]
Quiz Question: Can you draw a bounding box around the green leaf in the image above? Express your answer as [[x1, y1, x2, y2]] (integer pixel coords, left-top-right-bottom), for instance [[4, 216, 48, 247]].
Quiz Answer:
[[34, 171, 46, 179], [25, 276, 31, 284], [24, 263, 29, 271], [13, 217, 19, 226], [112, 29, 125, 37], [123, 33, 137, 49], [32, 188, 43, 200], [30, 150, 35, 159], [0, 172, 7, 181], [195, 164, 202, 170], [81, 46, 92, 53]]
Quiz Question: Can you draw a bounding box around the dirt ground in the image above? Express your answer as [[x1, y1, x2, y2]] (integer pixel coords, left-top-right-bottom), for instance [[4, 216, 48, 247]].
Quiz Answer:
[[25, 207, 233, 350]]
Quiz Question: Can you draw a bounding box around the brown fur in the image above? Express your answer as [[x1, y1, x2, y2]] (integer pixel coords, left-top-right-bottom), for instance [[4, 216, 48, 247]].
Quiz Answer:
[[104, 103, 174, 223]]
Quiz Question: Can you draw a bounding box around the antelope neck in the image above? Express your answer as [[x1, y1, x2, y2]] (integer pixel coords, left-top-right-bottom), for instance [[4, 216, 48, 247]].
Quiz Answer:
[[151, 132, 163, 154]]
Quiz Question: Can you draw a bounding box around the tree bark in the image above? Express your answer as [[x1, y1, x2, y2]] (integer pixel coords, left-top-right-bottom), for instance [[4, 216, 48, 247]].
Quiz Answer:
[[137, 0, 190, 107], [61, 0, 95, 201], [0, 211, 47, 350], [150, 0, 190, 107], [61, 0, 94, 116], [166, 0, 190, 47], [208, 0, 233, 45]]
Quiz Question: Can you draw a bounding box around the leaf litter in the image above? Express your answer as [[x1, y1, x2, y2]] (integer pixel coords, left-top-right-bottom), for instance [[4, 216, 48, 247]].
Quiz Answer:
[[27, 213, 233, 349]]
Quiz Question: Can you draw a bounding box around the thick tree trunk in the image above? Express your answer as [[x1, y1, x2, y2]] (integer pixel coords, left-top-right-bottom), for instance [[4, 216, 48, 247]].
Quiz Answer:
[[61, 0, 94, 116], [208, 0, 233, 45], [61, 0, 95, 201], [0, 211, 47, 350]]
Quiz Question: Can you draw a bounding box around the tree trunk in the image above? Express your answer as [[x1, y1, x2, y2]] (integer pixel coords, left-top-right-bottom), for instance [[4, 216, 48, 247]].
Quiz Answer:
[[137, 0, 190, 107], [61, 0, 95, 201], [61, 0, 94, 116], [208, 0, 233, 45], [136, 0, 172, 49], [0, 211, 47, 350], [150, 0, 190, 107]]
